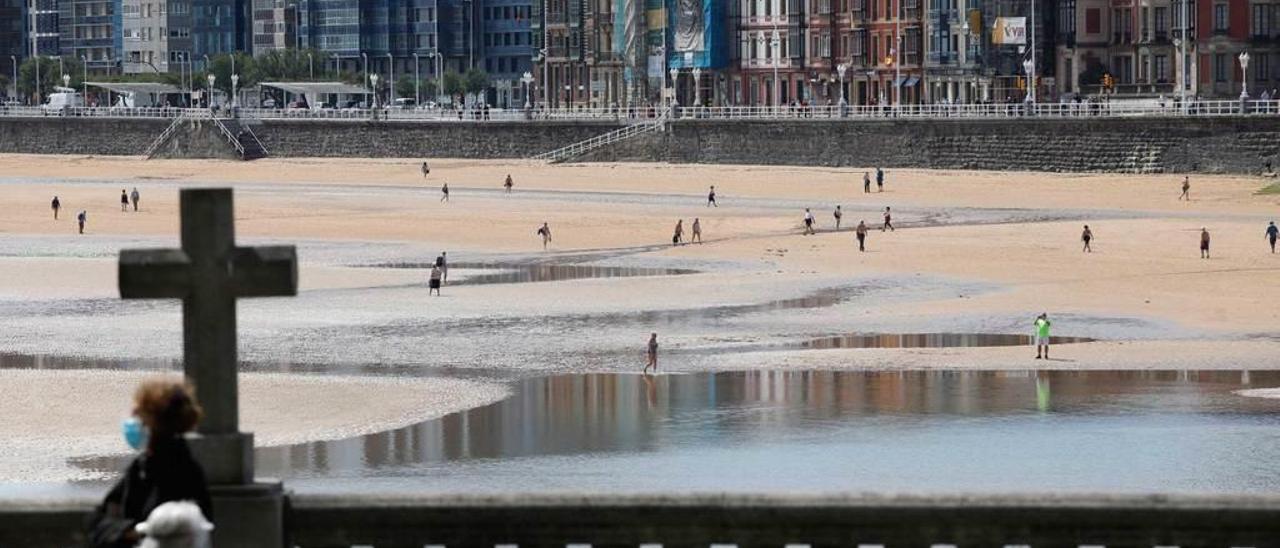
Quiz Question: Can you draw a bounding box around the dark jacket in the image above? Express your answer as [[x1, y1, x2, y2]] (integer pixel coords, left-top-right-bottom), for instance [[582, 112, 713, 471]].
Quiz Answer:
[[86, 437, 213, 548]]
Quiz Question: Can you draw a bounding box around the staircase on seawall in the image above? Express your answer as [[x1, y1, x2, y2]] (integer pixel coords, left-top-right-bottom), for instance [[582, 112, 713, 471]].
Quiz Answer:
[[215, 117, 270, 160], [533, 115, 667, 164]]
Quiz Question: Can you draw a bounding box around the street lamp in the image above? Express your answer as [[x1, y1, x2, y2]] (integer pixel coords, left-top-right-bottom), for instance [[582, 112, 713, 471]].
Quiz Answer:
[[866, 70, 875, 106], [837, 63, 848, 104], [207, 74, 216, 109], [413, 53, 420, 106], [80, 55, 87, 103], [361, 52, 369, 94], [771, 29, 781, 107], [1022, 57, 1035, 103], [370, 73, 379, 108], [1239, 51, 1251, 99], [669, 67, 679, 105], [231, 73, 239, 108], [203, 54, 210, 72], [307, 52, 313, 79], [521, 71, 534, 109], [387, 52, 394, 101], [692, 67, 702, 106]]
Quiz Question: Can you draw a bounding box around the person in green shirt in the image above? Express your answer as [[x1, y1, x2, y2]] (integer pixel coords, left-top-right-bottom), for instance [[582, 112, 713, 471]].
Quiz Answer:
[[1034, 313, 1052, 359]]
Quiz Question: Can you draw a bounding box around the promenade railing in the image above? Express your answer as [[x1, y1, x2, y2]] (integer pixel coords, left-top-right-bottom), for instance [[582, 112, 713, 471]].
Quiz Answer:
[[6, 493, 1280, 547], [1, 100, 1278, 122]]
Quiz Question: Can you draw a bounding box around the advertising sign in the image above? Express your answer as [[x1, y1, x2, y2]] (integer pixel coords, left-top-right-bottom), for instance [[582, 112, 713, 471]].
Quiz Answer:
[[993, 17, 1027, 45]]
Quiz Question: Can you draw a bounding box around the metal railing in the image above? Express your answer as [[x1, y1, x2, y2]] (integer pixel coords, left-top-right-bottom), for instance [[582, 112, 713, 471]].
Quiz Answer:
[[142, 111, 212, 159], [3, 101, 1279, 123], [211, 117, 248, 158], [534, 113, 667, 163]]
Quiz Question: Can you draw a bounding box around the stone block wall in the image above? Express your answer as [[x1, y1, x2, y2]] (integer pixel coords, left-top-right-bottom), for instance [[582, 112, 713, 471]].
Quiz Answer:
[[581, 117, 1280, 174], [0, 116, 167, 156], [252, 120, 624, 159]]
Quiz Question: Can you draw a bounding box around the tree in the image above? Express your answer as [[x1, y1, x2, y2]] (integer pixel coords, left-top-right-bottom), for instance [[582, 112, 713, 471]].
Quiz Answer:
[[206, 52, 257, 96], [17, 56, 85, 102], [442, 71, 465, 98], [395, 75, 416, 101], [0, 74, 11, 99], [464, 68, 490, 96]]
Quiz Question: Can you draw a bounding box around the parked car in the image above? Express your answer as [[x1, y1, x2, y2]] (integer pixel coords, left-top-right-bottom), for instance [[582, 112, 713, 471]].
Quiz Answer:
[[393, 98, 417, 110]]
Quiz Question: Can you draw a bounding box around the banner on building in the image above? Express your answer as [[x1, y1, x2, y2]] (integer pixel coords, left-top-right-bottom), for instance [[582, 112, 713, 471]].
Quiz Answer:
[[616, 0, 644, 73], [665, 0, 727, 69], [993, 17, 1027, 45]]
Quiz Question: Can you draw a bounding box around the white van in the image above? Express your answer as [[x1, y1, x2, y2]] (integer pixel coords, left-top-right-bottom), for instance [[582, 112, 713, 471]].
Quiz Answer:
[[43, 86, 85, 113]]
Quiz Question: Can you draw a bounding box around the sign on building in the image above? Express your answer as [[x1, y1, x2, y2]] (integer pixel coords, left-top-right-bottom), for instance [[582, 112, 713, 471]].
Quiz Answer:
[[993, 17, 1027, 45]]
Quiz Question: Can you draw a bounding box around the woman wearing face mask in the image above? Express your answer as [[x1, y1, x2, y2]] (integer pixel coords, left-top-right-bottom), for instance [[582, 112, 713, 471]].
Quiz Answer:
[[87, 378, 212, 548]]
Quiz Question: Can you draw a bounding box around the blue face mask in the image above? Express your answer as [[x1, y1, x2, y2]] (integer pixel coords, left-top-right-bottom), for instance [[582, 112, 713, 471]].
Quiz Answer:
[[123, 417, 147, 450]]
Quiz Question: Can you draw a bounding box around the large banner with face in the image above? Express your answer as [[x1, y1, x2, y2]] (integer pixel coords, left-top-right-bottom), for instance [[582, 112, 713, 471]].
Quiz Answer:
[[665, 0, 727, 69]]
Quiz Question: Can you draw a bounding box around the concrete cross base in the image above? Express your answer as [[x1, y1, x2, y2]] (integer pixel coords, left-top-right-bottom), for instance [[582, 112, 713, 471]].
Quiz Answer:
[[209, 480, 285, 548], [186, 432, 254, 485]]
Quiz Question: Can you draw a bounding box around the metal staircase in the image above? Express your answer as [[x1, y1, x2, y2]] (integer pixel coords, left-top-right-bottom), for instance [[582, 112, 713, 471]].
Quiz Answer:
[[534, 115, 667, 163], [143, 114, 191, 159]]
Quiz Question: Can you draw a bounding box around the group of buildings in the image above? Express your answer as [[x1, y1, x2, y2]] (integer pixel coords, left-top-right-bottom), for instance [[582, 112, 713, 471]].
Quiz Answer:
[[1, 0, 1276, 107]]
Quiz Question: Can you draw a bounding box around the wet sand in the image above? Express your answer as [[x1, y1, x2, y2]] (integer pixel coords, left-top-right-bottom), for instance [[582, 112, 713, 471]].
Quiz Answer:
[[3, 154, 1280, 482]]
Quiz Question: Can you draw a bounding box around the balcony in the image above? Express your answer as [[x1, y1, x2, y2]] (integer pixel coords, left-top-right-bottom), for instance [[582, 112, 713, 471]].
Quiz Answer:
[[928, 51, 957, 65]]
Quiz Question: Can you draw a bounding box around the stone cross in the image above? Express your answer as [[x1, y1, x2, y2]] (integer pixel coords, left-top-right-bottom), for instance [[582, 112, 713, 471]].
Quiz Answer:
[[119, 188, 296, 485]]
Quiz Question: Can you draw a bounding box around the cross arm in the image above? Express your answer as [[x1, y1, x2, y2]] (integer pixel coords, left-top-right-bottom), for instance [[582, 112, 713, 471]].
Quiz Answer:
[[231, 246, 299, 298], [119, 249, 192, 299]]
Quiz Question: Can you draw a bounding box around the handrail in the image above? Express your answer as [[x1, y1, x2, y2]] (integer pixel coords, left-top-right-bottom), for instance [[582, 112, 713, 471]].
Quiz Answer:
[[241, 123, 269, 156], [143, 114, 190, 158], [534, 114, 667, 163], [211, 117, 248, 158]]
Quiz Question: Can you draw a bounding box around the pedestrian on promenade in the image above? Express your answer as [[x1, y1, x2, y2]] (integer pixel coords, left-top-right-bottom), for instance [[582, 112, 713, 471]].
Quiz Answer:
[[120, 189, 130, 212], [87, 379, 212, 548], [644, 333, 659, 374], [834, 205, 843, 230], [1267, 222, 1278, 253], [1082, 225, 1093, 252], [1180, 176, 1191, 200], [435, 252, 449, 283], [707, 185, 718, 207], [537, 222, 552, 250], [428, 264, 442, 296], [51, 196, 61, 220], [691, 218, 703, 244], [672, 219, 684, 245], [130, 188, 141, 212], [856, 220, 868, 251], [421, 161, 430, 178], [1200, 227, 1211, 258], [876, 167, 885, 192], [881, 207, 894, 232], [77, 211, 87, 234], [803, 208, 816, 235], [504, 174, 514, 193], [1034, 313, 1052, 359], [863, 172, 871, 193], [440, 182, 450, 203]]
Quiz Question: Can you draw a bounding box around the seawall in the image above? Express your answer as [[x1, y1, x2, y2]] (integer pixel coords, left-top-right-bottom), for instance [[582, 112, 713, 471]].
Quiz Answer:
[[2, 115, 1277, 173]]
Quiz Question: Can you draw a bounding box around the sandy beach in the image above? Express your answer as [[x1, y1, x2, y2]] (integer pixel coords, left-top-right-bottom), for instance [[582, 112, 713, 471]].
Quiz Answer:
[[2, 153, 1280, 483]]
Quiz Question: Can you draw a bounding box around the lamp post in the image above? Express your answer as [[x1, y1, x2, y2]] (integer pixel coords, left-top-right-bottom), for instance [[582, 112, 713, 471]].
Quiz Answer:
[[370, 73, 379, 108], [387, 52, 394, 102], [10, 55, 17, 101], [80, 55, 87, 103], [61, 73, 68, 94], [692, 67, 702, 106], [307, 52, 313, 79], [231, 73, 239, 108], [1023, 57, 1035, 103], [413, 53, 420, 106], [58, 55, 63, 80], [1239, 51, 1250, 99], [361, 52, 369, 95], [521, 71, 534, 109], [207, 74, 216, 109], [866, 70, 875, 106], [837, 63, 848, 104], [1179, 0, 1189, 106], [669, 67, 678, 106], [203, 54, 209, 72], [771, 27, 781, 106]]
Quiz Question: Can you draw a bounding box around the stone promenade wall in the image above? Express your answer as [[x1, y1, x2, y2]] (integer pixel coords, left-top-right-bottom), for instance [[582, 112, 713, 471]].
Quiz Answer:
[[2, 115, 1278, 173]]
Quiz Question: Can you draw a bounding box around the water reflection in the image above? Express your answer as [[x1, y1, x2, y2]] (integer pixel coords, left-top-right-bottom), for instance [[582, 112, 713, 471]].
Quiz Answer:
[[247, 369, 1279, 491], [799, 333, 1094, 349]]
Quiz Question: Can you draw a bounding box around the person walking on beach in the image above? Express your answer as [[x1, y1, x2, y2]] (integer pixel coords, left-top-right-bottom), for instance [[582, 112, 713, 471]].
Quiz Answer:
[[1180, 176, 1191, 200], [644, 333, 659, 374], [1267, 221, 1278, 253], [833, 205, 843, 231], [855, 220, 868, 251], [120, 189, 130, 212], [77, 211, 87, 234], [707, 185, 717, 207], [881, 207, 894, 232], [51, 196, 61, 220], [130, 188, 140, 212], [421, 161, 430, 178], [504, 174, 513, 194], [428, 264, 443, 296], [1200, 227, 1211, 258], [1034, 313, 1052, 359], [435, 252, 449, 283], [672, 219, 685, 245], [1081, 225, 1094, 253], [440, 182, 450, 203], [537, 222, 552, 250], [876, 167, 885, 192], [863, 172, 871, 193], [803, 208, 816, 235], [691, 218, 703, 244]]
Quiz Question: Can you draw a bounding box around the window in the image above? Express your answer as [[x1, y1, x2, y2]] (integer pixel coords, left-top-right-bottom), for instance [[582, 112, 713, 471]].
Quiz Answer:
[[1213, 3, 1227, 32], [1086, 8, 1101, 33], [1155, 54, 1169, 82], [1252, 4, 1274, 37], [1155, 7, 1168, 35], [1257, 52, 1271, 81], [1214, 53, 1228, 81]]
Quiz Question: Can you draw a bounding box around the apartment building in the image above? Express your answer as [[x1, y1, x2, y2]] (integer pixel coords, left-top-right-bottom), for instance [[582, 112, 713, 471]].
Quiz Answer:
[[122, 0, 193, 74]]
